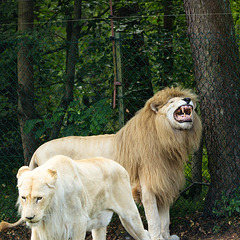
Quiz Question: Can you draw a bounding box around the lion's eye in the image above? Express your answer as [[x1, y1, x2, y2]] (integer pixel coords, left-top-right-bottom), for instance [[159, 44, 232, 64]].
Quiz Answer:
[[36, 197, 43, 203], [21, 196, 26, 201]]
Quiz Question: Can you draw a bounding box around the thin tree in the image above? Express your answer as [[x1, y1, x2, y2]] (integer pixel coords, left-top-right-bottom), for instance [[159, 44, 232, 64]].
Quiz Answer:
[[17, 0, 38, 165], [50, 0, 82, 139], [183, 0, 240, 214]]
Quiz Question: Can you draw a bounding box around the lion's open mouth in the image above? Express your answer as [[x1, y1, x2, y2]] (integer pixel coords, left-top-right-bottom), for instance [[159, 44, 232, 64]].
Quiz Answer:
[[174, 105, 193, 123]]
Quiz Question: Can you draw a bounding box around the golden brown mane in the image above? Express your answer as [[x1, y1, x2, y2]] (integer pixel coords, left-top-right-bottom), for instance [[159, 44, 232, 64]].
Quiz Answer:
[[115, 87, 202, 206]]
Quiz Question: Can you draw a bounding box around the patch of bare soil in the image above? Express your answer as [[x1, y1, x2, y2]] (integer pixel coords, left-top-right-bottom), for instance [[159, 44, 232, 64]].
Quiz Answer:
[[171, 213, 240, 240], [0, 214, 239, 239]]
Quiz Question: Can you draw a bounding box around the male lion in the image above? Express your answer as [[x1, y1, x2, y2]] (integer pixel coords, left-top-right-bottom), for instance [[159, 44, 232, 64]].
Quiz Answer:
[[1, 87, 202, 240], [16, 155, 150, 240]]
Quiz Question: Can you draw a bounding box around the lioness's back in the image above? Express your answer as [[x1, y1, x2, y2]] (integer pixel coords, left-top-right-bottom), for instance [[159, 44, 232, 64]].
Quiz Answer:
[[75, 157, 129, 179], [40, 155, 130, 190]]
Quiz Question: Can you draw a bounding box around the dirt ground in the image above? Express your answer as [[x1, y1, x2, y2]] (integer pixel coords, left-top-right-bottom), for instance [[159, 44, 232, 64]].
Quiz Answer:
[[0, 213, 239, 239], [172, 213, 240, 240]]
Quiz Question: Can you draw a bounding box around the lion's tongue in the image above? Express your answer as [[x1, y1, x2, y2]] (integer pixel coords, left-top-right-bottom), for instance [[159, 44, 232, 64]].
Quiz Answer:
[[175, 114, 191, 122], [174, 106, 192, 122]]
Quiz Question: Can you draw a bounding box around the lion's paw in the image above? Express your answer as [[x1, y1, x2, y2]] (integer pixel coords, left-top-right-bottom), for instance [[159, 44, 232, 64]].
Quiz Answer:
[[170, 235, 180, 240]]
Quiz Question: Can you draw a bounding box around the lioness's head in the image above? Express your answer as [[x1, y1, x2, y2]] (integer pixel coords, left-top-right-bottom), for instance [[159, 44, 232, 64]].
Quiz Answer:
[[149, 87, 199, 130], [17, 166, 57, 227]]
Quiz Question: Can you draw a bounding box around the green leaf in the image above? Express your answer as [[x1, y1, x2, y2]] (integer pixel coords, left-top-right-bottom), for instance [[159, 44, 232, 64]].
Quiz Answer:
[[24, 119, 42, 134]]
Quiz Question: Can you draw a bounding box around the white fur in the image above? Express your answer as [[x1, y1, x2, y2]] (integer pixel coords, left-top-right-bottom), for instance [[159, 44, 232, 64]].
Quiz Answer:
[[17, 156, 151, 240], [162, 97, 195, 130]]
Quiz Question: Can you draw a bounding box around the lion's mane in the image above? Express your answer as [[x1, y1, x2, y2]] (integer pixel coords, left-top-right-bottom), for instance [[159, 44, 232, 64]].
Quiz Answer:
[[114, 87, 202, 206]]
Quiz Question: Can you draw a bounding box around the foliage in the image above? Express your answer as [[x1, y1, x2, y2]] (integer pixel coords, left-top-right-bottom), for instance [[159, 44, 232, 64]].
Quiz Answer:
[[0, 185, 18, 221], [184, 147, 210, 182], [61, 98, 117, 136], [0, 157, 21, 221], [211, 188, 240, 234], [230, 0, 240, 35], [213, 189, 240, 217], [1, 0, 239, 146], [170, 191, 206, 226]]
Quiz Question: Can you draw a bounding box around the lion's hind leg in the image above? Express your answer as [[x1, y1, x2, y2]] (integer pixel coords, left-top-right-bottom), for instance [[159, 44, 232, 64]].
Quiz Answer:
[[110, 175, 150, 240], [118, 213, 150, 240], [113, 191, 150, 240]]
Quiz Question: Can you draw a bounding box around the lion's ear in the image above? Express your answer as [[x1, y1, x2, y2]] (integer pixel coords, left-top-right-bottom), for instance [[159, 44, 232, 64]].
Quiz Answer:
[[46, 168, 57, 188], [150, 103, 159, 113], [17, 166, 30, 179]]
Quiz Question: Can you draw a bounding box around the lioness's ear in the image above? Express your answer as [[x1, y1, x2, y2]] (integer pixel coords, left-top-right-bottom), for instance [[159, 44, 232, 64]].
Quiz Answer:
[[46, 168, 57, 188], [150, 103, 159, 113], [17, 166, 30, 179]]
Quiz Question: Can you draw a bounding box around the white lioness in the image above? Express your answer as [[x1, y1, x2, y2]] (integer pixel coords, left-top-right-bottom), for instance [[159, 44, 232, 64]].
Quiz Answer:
[[17, 155, 150, 240]]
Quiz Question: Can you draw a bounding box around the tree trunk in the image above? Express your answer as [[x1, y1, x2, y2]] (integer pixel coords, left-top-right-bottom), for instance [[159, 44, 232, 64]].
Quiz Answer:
[[183, 0, 240, 214], [17, 0, 37, 165], [50, 0, 82, 139], [191, 136, 203, 196]]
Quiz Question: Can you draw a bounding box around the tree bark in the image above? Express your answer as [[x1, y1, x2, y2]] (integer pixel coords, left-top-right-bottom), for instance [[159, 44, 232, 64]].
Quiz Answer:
[[50, 0, 82, 139], [191, 136, 203, 196], [17, 0, 37, 165], [183, 0, 240, 214]]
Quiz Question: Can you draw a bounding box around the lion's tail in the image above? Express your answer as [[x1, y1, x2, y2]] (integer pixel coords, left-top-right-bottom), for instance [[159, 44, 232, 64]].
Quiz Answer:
[[0, 218, 23, 232]]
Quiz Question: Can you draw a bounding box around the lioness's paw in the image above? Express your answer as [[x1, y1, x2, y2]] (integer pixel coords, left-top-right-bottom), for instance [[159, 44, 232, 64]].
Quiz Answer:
[[170, 235, 179, 240]]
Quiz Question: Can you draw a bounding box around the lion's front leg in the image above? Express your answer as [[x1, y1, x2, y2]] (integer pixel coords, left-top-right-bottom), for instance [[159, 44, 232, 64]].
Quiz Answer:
[[140, 184, 164, 240], [31, 228, 40, 240], [158, 206, 179, 240]]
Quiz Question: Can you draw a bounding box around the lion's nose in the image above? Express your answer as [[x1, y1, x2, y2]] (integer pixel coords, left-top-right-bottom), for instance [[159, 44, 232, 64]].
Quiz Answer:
[[183, 98, 191, 104], [26, 215, 35, 220]]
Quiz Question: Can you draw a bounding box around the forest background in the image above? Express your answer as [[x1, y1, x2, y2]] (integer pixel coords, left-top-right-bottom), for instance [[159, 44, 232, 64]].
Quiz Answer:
[[0, 0, 240, 238]]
